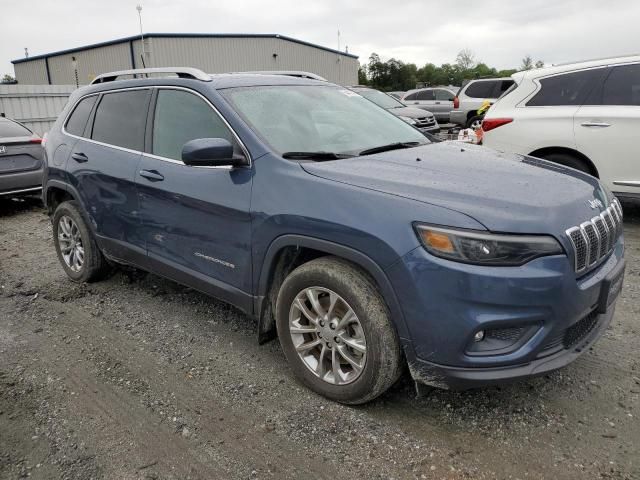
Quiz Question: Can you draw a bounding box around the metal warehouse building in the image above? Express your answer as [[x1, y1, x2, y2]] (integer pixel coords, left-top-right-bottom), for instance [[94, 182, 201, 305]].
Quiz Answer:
[[12, 33, 359, 86]]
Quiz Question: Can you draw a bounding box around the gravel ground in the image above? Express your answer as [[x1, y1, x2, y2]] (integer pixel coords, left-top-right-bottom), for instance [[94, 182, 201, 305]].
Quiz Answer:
[[0, 196, 638, 480]]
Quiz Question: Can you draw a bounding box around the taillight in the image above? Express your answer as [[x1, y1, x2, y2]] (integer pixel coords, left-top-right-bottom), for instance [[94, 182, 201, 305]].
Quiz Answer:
[[453, 96, 459, 109], [30, 138, 42, 144], [481, 118, 513, 132]]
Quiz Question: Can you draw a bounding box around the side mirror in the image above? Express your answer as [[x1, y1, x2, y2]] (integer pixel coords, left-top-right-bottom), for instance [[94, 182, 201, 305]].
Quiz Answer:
[[181, 138, 248, 167]]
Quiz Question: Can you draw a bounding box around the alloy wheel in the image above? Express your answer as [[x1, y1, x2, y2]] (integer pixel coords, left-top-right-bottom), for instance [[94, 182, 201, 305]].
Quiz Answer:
[[58, 215, 84, 272], [289, 287, 366, 385]]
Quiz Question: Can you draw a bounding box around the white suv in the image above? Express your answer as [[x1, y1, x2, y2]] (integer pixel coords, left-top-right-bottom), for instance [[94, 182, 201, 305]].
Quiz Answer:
[[482, 55, 640, 201]]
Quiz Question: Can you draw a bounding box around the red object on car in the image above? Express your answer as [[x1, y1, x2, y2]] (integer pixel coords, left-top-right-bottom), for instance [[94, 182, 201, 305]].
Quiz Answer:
[[481, 118, 513, 132], [453, 96, 460, 109]]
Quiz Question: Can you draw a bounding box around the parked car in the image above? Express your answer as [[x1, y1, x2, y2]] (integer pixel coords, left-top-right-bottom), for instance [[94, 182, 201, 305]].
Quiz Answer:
[[450, 77, 515, 128], [43, 67, 625, 404], [401, 87, 457, 123], [350, 86, 439, 134], [0, 116, 43, 197], [482, 55, 640, 202], [388, 91, 405, 100]]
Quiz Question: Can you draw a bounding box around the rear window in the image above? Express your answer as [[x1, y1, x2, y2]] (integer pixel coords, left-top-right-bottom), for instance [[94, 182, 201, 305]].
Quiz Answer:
[[91, 90, 150, 151], [465, 81, 498, 98], [0, 119, 32, 138], [65, 95, 98, 137], [416, 90, 435, 101], [403, 92, 418, 101], [527, 69, 605, 106]]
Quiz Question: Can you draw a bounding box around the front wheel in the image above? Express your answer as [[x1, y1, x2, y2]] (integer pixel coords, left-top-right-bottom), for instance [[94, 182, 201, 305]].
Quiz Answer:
[[276, 257, 402, 404]]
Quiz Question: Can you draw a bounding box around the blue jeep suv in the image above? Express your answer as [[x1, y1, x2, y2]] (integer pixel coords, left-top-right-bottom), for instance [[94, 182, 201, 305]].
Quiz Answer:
[[43, 68, 625, 404]]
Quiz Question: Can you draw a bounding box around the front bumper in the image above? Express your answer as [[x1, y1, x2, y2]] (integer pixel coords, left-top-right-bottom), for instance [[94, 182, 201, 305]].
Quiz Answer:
[[386, 235, 625, 389]]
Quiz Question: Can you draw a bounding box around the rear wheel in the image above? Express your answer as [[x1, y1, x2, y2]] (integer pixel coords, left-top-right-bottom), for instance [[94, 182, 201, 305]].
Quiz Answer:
[[276, 257, 402, 404], [52, 201, 110, 282], [536, 152, 593, 175], [466, 115, 484, 130]]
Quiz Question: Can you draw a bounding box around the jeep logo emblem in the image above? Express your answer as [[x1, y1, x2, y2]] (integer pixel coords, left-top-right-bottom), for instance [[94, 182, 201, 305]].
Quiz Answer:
[[588, 199, 604, 209]]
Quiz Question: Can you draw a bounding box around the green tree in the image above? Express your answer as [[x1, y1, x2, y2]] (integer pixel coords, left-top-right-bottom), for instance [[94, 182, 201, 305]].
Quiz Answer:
[[358, 65, 368, 85], [535, 60, 545, 69], [1, 74, 16, 83]]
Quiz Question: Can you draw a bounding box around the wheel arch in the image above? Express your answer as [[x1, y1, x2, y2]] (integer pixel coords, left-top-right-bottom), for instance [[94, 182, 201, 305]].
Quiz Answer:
[[254, 235, 409, 346], [529, 147, 599, 177]]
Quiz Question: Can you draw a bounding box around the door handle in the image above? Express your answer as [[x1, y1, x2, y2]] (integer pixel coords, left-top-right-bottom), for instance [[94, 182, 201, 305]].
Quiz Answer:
[[71, 152, 88, 163], [435, 101, 441, 104], [139, 169, 164, 182], [414, 102, 419, 104], [581, 122, 611, 128]]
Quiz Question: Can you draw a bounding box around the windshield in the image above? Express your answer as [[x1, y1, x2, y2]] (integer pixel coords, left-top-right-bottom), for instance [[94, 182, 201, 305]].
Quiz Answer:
[[353, 88, 405, 109], [221, 85, 428, 156]]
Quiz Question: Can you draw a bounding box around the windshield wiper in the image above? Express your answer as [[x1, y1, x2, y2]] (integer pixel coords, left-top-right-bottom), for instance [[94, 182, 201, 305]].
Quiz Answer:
[[282, 151, 355, 160], [358, 142, 422, 156]]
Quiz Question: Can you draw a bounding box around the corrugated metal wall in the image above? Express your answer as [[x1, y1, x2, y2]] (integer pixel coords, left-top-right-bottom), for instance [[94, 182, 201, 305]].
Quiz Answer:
[[46, 42, 132, 85], [0, 85, 75, 135], [15, 36, 358, 86]]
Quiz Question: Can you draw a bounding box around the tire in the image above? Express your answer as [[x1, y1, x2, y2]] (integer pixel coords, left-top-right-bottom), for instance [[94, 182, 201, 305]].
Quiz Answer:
[[466, 115, 484, 130], [52, 200, 110, 282], [276, 256, 402, 404], [537, 152, 593, 175]]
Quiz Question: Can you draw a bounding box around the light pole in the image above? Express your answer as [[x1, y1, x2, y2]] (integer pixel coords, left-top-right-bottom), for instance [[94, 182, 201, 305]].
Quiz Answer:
[[136, 4, 146, 67]]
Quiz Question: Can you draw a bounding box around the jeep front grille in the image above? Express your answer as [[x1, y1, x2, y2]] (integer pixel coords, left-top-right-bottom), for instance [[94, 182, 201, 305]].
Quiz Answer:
[[566, 199, 623, 274]]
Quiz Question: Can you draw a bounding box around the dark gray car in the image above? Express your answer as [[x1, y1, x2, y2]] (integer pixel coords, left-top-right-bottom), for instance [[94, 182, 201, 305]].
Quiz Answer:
[[0, 117, 44, 197], [351, 87, 439, 133]]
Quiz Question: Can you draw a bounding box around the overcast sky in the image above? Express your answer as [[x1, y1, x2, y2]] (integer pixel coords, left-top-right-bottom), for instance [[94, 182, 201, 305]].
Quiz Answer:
[[3, 0, 640, 77]]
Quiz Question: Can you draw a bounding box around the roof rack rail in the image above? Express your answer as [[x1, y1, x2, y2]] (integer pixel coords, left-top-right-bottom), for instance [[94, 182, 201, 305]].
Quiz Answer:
[[90, 67, 211, 85], [228, 70, 327, 81]]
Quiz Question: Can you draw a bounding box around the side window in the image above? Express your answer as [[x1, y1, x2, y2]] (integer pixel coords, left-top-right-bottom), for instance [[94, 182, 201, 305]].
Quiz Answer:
[[92, 90, 150, 150], [152, 89, 235, 161], [416, 90, 435, 101], [434, 89, 454, 101], [494, 80, 514, 97], [527, 69, 605, 107], [404, 92, 418, 101], [601, 64, 640, 106], [65, 95, 98, 137], [464, 81, 497, 99]]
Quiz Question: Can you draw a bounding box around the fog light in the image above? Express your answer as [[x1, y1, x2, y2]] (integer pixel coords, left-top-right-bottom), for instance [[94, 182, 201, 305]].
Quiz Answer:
[[474, 330, 485, 342]]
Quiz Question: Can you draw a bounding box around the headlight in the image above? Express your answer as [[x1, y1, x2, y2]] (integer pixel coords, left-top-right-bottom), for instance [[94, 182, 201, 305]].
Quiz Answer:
[[399, 116, 417, 125], [414, 224, 563, 266]]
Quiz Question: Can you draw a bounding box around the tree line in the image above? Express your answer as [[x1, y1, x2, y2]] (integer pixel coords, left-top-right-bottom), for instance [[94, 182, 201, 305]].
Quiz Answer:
[[358, 49, 544, 91]]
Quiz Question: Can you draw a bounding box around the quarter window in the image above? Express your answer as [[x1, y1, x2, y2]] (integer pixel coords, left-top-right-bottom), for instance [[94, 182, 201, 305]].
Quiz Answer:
[[403, 92, 418, 101], [152, 89, 234, 161], [91, 90, 150, 150], [601, 64, 640, 106], [65, 95, 97, 137], [527, 69, 605, 106]]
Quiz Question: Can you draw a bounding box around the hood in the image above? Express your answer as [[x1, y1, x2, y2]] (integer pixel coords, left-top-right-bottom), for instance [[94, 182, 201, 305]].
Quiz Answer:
[[389, 106, 434, 119], [301, 142, 608, 237]]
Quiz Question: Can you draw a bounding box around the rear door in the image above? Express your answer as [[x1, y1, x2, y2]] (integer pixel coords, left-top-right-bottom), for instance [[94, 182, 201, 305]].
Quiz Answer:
[[135, 87, 253, 309], [411, 89, 436, 112], [574, 63, 640, 194], [433, 89, 455, 122], [66, 88, 150, 263]]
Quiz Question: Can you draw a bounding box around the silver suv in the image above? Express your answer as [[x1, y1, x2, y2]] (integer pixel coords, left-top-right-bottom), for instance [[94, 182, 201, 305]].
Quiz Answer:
[[450, 78, 514, 128], [401, 87, 456, 123]]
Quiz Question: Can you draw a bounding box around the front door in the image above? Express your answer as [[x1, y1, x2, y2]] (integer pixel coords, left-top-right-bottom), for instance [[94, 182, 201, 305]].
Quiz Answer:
[[574, 63, 640, 195], [135, 87, 253, 309]]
